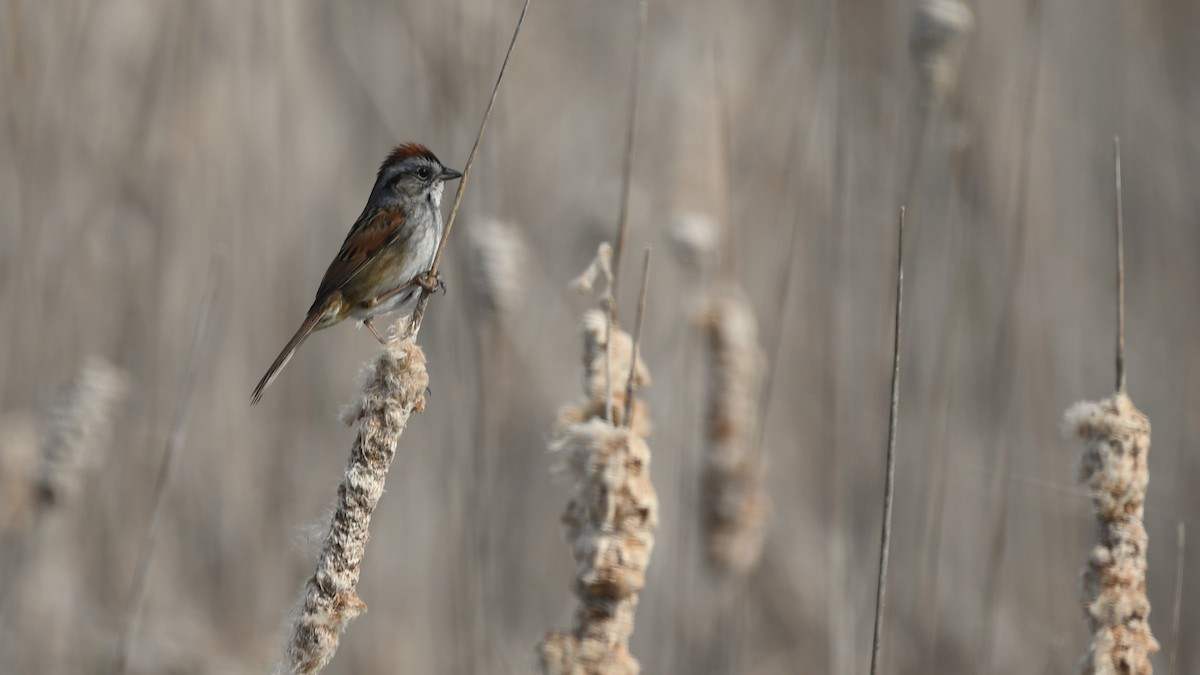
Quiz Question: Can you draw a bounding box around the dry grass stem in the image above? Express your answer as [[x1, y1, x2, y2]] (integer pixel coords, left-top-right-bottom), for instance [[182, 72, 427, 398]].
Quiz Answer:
[[37, 357, 128, 507], [909, 0, 974, 111], [609, 0, 649, 314], [1168, 523, 1184, 675], [700, 287, 768, 576], [1063, 394, 1159, 675], [285, 334, 429, 674], [410, 0, 531, 334], [1113, 136, 1126, 393], [622, 249, 651, 426], [869, 206, 905, 675]]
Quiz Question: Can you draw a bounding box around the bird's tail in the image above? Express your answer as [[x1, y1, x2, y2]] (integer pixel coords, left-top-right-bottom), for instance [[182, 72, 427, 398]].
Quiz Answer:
[[251, 308, 327, 405]]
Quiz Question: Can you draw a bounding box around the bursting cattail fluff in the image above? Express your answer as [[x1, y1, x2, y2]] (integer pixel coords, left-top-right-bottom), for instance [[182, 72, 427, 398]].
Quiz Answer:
[[1063, 393, 1159, 675], [538, 421, 658, 675], [558, 309, 651, 435], [539, 246, 657, 674], [909, 0, 974, 109], [286, 337, 429, 674]]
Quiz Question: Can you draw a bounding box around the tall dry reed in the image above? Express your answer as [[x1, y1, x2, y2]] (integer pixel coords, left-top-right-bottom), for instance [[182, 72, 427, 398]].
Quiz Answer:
[[1059, 137, 1158, 675]]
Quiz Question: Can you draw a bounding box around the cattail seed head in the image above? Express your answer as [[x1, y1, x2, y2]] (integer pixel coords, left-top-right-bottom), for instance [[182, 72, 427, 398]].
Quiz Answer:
[[37, 358, 128, 506], [700, 289, 769, 576], [1063, 393, 1159, 675], [465, 218, 526, 319], [558, 309, 651, 435], [666, 212, 719, 276], [909, 0, 974, 109], [286, 336, 428, 674], [539, 420, 657, 675]]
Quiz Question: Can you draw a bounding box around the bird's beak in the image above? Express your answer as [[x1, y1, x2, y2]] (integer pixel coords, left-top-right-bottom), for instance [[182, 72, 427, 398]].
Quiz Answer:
[[440, 167, 463, 181]]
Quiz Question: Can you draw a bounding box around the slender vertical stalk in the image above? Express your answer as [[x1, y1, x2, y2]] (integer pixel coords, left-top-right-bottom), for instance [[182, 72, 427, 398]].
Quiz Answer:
[[609, 0, 649, 319], [1168, 523, 1185, 675], [111, 267, 219, 675], [623, 248, 652, 424], [869, 206, 905, 675], [1114, 136, 1126, 394], [411, 0, 531, 334]]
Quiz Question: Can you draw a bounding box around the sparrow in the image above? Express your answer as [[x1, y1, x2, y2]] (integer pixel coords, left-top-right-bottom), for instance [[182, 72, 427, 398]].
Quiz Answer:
[[251, 143, 461, 404]]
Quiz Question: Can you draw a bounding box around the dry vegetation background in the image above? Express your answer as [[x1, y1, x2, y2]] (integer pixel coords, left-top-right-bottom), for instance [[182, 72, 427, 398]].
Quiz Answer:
[[0, 1, 1197, 673]]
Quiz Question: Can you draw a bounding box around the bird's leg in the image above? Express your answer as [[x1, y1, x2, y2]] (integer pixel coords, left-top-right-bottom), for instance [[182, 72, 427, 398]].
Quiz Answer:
[[363, 318, 389, 345], [412, 271, 445, 295], [362, 286, 404, 309]]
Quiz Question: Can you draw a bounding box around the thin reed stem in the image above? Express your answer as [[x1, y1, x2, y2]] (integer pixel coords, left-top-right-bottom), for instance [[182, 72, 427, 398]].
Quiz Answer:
[[609, 0, 649, 319], [1114, 136, 1126, 394], [605, 307, 615, 424], [623, 248, 651, 425], [869, 206, 905, 675], [1168, 522, 1185, 675], [110, 266, 220, 675], [412, 0, 531, 334]]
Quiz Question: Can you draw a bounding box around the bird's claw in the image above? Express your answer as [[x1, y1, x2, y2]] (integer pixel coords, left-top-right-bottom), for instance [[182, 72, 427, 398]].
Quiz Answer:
[[413, 273, 446, 295]]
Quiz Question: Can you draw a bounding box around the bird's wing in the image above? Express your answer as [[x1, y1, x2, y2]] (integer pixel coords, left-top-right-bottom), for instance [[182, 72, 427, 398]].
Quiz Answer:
[[311, 207, 412, 306]]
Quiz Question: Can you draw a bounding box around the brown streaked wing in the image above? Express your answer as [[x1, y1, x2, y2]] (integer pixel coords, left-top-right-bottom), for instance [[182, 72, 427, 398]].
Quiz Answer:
[[312, 207, 411, 303]]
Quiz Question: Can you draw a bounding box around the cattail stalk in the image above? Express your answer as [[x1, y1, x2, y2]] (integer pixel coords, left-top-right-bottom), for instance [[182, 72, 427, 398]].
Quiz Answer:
[[285, 335, 428, 674], [1060, 134, 1157, 675], [538, 421, 658, 675], [1063, 394, 1158, 674], [909, 0, 974, 113], [539, 252, 656, 674], [37, 358, 128, 507], [609, 0, 649, 315], [1167, 523, 1184, 675], [700, 289, 768, 576], [869, 206, 905, 675], [410, 0, 530, 335]]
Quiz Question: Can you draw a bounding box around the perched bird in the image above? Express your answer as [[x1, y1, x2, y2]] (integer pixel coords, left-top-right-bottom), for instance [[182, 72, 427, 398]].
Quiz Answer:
[[251, 143, 462, 405]]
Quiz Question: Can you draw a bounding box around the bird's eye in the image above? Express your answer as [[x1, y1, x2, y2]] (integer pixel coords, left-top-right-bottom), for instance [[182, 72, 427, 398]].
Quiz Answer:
[[415, 167, 432, 180]]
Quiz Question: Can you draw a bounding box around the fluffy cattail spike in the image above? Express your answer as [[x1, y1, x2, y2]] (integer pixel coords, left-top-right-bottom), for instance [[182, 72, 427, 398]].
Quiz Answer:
[[37, 358, 128, 506], [538, 421, 658, 675], [700, 288, 769, 576], [1063, 393, 1159, 675], [285, 335, 428, 674], [909, 0, 974, 110], [539, 252, 657, 674], [465, 218, 526, 319]]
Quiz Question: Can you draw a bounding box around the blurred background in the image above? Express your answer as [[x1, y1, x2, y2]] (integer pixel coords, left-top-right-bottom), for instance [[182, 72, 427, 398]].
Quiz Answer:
[[0, 1, 1197, 673]]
